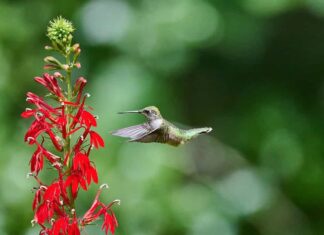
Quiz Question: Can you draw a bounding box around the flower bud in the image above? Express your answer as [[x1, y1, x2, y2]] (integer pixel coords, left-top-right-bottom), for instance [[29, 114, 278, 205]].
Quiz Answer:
[[47, 16, 75, 50], [44, 45, 53, 50], [72, 43, 81, 54], [44, 64, 60, 70], [73, 77, 87, 95], [74, 62, 81, 69], [44, 56, 61, 66], [53, 72, 63, 78], [61, 64, 69, 71]]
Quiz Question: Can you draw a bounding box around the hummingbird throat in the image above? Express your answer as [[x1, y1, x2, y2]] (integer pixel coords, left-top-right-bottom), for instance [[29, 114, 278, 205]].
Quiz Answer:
[[150, 119, 163, 129]]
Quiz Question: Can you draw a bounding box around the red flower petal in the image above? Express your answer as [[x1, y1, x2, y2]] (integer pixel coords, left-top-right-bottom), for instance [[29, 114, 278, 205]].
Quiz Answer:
[[52, 216, 68, 235], [43, 181, 61, 202], [73, 152, 90, 173], [74, 77, 87, 104], [46, 129, 62, 151], [35, 202, 53, 224], [68, 220, 81, 235], [89, 131, 104, 148], [32, 188, 42, 211], [21, 109, 35, 118], [24, 119, 46, 144], [30, 145, 44, 175], [81, 110, 97, 127], [34, 73, 63, 98], [90, 166, 98, 184], [102, 211, 118, 235], [65, 175, 78, 198]]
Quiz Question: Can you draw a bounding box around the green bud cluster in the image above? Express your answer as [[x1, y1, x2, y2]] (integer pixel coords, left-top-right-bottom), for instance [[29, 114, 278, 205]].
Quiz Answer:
[[47, 16, 74, 52]]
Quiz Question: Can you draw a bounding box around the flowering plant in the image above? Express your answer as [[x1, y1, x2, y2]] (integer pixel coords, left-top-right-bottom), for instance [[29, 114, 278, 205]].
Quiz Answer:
[[22, 16, 119, 235]]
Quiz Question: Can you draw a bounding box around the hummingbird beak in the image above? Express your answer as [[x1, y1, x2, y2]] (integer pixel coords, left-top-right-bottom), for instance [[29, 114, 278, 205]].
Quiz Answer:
[[117, 110, 141, 114]]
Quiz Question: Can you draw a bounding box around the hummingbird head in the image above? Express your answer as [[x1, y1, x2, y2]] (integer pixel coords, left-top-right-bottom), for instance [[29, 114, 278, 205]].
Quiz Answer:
[[118, 106, 162, 120], [140, 106, 162, 120]]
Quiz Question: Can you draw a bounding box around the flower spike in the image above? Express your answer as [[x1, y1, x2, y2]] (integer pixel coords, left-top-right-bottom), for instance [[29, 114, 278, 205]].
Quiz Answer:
[[23, 16, 118, 235]]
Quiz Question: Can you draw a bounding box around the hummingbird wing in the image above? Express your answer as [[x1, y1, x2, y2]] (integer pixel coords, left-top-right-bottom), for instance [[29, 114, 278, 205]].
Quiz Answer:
[[111, 123, 159, 141]]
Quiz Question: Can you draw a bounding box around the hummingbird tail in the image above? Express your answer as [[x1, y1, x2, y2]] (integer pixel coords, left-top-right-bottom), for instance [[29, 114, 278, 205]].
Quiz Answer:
[[184, 127, 212, 141], [194, 127, 212, 134]]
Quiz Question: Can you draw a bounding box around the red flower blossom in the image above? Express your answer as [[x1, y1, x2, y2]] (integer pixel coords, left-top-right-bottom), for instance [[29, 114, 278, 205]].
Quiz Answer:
[[65, 173, 87, 198], [81, 110, 97, 127], [34, 201, 54, 224], [30, 145, 44, 175], [34, 73, 63, 98], [50, 215, 81, 235], [73, 152, 98, 183], [81, 185, 119, 234], [74, 77, 87, 103], [102, 210, 118, 235], [26, 92, 60, 115], [21, 108, 36, 118], [68, 218, 81, 235], [90, 131, 105, 148], [43, 181, 62, 203], [73, 152, 90, 173], [33, 186, 45, 211], [51, 216, 69, 235], [30, 142, 60, 175], [23, 111, 62, 151], [65, 152, 98, 198]]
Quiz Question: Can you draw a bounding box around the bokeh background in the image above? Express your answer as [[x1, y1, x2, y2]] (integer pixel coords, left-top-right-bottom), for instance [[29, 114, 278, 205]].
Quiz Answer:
[[1, 0, 324, 234]]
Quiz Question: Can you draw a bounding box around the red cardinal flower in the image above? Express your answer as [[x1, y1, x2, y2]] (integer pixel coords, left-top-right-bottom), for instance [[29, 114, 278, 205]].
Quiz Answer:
[[101, 209, 118, 235], [90, 131, 105, 148], [81, 110, 97, 127], [23, 17, 118, 235], [74, 77, 87, 103], [50, 215, 81, 235], [81, 184, 119, 235], [30, 142, 60, 175], [73, 152, 98, 184], [21, 108, 36, 118], [65, 172, 87, 198], [68, 217, 81, 235], [30, 144, 44, 175], [73, 152, 91, 173], [43, 181, 62, 203], [23, 106, 63, 151], [65, 152, 99, 198], [51, 216, 69, 235], [33, 186, 45, 211], [26, 92, 60, 114], [34, 201, 54, 224], [34, 73, 64, 98]]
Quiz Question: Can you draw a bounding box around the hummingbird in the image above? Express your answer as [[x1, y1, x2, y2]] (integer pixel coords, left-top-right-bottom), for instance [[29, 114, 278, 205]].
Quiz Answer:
[[111, 106, 212, 146]]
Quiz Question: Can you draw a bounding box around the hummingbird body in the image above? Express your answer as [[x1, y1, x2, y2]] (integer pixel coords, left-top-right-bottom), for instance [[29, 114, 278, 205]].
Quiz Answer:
[[112, 106, 212, 146]]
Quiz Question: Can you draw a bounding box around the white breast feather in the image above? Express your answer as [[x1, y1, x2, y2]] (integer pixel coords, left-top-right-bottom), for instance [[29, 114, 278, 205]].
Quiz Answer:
[[151, 119, 163, 129]]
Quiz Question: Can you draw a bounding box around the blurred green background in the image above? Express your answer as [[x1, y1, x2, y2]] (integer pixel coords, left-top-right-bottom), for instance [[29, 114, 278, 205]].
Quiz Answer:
[[1, 0, 324, 234]]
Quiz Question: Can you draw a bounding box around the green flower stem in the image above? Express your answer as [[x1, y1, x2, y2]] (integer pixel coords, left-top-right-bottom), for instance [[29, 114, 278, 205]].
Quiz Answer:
[[47, 16, 77, 212], [64, 53, 75, 209]]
